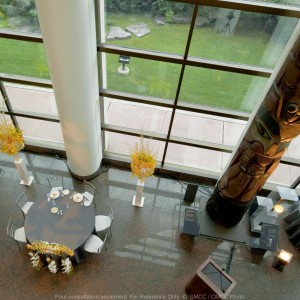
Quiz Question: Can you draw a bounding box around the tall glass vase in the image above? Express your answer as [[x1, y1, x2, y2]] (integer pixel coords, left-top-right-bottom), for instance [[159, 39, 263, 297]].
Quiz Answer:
[[132, 179, 145, 207], [14, 157, 34, 186]]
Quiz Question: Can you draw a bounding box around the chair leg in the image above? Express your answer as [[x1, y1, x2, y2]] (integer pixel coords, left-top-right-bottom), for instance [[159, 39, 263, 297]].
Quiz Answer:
[[15, 240, 21, 250]]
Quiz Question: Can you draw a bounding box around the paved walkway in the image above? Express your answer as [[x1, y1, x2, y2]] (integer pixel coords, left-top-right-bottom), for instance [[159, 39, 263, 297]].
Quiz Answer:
[[2, 83, 300, 187]]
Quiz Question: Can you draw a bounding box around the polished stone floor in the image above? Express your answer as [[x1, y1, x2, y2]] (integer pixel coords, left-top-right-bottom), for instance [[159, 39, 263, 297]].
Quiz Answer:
[[0, 151, 299, 300]]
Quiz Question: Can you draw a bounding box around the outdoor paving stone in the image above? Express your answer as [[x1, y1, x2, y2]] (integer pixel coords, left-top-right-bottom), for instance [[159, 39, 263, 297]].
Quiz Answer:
[[126, 22, 151, 38], [153, 17, 167, 26], [106, 26, 131, 40]]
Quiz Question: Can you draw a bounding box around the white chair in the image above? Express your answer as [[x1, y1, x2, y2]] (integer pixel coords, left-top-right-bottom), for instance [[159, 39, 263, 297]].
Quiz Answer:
[[7, 219, 27, 250], [84, 234, 107, 254], [16, 191, 34, 218], [47, 176, 63, 192], [83, 180, 96, 207], [95, 206, 114, 236]]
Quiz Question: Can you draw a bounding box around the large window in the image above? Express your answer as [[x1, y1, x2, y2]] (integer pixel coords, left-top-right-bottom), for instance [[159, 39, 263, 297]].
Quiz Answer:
[[99, 0, 300, 188], [0, 1, 62, 148]]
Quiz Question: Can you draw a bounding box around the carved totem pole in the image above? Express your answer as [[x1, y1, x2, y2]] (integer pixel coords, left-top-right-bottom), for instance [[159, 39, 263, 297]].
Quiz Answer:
[[206, 39, 300, 227]]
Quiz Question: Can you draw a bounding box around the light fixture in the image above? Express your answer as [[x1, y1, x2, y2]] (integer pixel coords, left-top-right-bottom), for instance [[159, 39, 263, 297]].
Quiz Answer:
[[272, 203, 285, 214], [118, 55, 130, 75], [272, 249, 293, 271], [269, 186, 298, 212]]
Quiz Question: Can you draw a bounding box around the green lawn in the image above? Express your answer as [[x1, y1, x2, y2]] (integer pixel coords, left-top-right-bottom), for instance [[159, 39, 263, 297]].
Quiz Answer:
[[0, 38, 50, 79], [0, 13, 289, 112], [0, 12, 50, 79], [105, 14, 274, 111]]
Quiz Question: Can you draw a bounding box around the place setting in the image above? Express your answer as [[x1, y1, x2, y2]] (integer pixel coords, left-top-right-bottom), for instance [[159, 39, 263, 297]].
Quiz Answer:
[[72, 193, 83, 203], [50, 206, 64, 216], [48, 189, 70, 202], [50, 190, 60, 200], [48, 189, 71, 215], [62, 189, 70, 196]]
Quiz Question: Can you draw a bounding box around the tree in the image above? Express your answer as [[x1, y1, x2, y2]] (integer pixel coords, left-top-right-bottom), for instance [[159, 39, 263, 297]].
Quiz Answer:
[[0, 0, 40, 32]]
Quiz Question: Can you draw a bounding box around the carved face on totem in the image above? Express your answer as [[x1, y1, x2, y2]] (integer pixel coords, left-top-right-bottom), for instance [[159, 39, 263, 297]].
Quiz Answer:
[[246, 83, 300, 164], [281, 96, 300, 125], [247, 107, 287, 162]]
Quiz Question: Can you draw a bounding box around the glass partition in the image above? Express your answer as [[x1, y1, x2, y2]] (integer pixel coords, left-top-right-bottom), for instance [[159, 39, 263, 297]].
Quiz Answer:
[[284, 136, 300, 160], [105, 53, 181, 100], [179, 66, 268, 112], [165, 142, 225, 172], [189, 7, 298, 68], [104, 98, 172, 134], [104, 0, 193, 55], [171, 109, 246, 145], [0, 0, 41, 33], [4, 83, 57, 116], [16, 117, 63, 143], [104, 132, 164, 162], [0, 38, 49, 79]]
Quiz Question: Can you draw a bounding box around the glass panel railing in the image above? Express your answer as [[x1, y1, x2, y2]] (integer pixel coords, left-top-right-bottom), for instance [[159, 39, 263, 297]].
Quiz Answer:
[[104, 132, 164, 161]]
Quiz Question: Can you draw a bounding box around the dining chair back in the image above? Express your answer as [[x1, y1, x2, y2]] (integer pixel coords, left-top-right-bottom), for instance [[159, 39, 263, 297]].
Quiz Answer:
[[47, 176, 63, 190], [84, 233, 108, 254], [95, 206, 114, 236], [7, 219, 27, 250], [16, 191, 34, 218], [83, 180, 96, 207]]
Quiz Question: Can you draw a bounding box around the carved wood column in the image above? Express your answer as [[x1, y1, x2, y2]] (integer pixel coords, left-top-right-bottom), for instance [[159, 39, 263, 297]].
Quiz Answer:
[[206, 27, 300, 227]]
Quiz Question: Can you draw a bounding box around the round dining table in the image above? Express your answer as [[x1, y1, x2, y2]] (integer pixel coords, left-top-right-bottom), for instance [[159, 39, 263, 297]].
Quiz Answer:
[[24, 189, 95, 262]]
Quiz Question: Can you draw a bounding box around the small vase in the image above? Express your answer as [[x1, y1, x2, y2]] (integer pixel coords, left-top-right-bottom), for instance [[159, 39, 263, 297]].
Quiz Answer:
[[132, 179, 145, 207], [14, 157, 34, 186]]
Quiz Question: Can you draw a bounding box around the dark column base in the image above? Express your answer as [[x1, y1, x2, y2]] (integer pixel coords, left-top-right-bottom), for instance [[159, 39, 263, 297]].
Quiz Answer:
[[206, 190, 253, 227], [67, 161, 102, 181]]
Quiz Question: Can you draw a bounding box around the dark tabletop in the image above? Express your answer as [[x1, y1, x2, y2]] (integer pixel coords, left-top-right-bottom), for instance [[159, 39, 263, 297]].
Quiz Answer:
[[24, 190, 95, 251]]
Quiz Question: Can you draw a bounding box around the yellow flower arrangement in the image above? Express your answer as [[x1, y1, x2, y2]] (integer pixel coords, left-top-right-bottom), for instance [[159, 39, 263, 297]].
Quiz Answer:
[[0, 108, 24, 160], [130, 136, 157, 182], [27, 241, 75, 257]]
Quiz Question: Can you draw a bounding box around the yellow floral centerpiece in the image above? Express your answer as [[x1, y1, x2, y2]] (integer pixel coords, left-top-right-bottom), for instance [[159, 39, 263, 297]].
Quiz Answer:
[[27, 241, 75, 257], [130, 136, 157, 182], [27, 242, 74, 275], [0, 101, 33, 185], [130, 136, 157, 207], [0, 109, 24, 160]]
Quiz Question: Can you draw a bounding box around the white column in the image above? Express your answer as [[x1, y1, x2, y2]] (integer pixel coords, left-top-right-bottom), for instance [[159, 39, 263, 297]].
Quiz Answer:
[[35, 0, 102, 179]]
